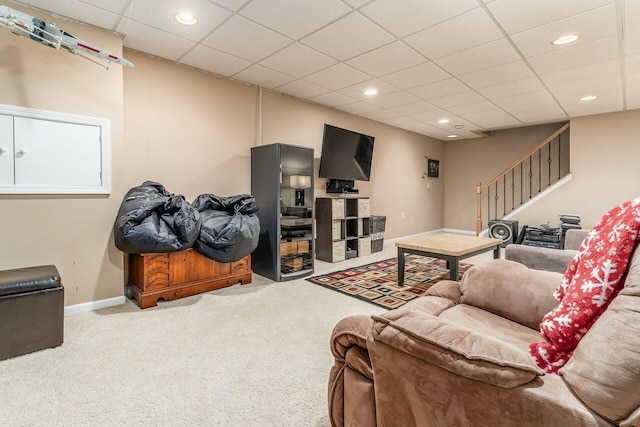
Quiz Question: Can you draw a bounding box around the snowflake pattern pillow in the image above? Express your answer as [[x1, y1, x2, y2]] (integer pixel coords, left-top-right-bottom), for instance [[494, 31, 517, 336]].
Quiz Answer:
[[529, 198, 640, 373]]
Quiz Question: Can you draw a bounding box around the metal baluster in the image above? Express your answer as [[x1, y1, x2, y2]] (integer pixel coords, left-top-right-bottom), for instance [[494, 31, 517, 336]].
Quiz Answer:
[[503, 175, 506, 215], [494, 182, 498, 220], [558, 134, 562, 179], [538, 149, 542, 193], [548, 140, 552, 186], [487, 187, 490, 225], [511, 168, 515, 211], [520, 162, 523, 205], [529, 156, 533, 199]]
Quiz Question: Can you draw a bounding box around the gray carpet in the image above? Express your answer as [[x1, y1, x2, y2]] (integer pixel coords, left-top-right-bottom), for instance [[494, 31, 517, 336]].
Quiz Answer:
[[0, 248, 393, 426]]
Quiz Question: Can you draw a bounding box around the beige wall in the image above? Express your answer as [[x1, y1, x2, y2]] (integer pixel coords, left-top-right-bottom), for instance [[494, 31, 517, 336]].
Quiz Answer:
[[0, 4, 124, 305], [444, 109, 640, 232]]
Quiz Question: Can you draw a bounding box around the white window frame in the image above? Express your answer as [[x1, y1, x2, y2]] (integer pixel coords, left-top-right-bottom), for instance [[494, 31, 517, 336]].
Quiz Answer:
[[0, 104, 110, 195]]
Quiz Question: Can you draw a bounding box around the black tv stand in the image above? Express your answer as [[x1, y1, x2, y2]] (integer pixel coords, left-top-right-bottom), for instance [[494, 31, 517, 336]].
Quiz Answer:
[[326, 178, 359, 194]]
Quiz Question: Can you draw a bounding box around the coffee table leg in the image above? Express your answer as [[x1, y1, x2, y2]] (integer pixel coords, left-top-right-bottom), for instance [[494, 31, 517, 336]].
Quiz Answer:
[[397, 247, 405, 285], [493, 245, 501, 259], [449, 257, 459, 280]]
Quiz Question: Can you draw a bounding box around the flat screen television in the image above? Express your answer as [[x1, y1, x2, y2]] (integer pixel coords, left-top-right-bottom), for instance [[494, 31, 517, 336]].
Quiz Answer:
[[319, 124, 374, 192]]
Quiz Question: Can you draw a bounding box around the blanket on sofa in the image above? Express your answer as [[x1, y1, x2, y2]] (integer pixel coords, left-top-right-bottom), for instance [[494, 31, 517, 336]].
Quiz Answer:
[[530, 198, 640, 373]]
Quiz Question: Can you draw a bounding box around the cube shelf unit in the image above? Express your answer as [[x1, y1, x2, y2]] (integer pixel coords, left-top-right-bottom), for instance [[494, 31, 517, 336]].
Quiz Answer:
[[315, 197, 371, 262]]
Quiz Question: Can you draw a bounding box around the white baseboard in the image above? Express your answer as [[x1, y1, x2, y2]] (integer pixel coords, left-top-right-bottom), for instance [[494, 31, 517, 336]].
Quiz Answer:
[[385, 228, 444, 244], [442, 228, 476, 236], [64, 295, 126, 316]]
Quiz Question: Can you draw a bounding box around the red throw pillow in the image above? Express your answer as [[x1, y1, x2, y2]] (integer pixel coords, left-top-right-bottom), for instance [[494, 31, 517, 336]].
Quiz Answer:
[[529, 198, 640, 373]]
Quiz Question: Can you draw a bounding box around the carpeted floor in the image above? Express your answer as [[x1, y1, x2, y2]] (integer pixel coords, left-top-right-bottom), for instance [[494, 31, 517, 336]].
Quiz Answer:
[[306, 255, 471, 309]]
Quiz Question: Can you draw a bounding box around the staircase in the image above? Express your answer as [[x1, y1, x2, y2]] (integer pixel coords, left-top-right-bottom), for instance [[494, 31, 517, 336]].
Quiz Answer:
[[475, 123, 570, 235]]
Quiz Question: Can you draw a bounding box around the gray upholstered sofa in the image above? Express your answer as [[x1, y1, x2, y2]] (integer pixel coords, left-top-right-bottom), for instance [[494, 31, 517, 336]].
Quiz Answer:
[[504, 228, 588, 273], [328, 237, 639, 426]]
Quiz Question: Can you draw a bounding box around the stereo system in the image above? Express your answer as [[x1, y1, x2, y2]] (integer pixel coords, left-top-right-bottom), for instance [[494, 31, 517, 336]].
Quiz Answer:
[[488, 220, 519, 247], [523, 225, 562, 249]]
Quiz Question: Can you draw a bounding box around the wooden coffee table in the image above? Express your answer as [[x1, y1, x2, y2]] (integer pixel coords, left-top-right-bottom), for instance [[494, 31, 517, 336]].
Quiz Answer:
[[395, 233, 502, 284]]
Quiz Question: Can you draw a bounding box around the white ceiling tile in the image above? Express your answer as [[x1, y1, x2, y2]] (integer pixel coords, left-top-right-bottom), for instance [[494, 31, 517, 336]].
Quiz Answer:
[[432, 116, 483, 132], [240, 0, 350, 40], [346, 42, 426, 76], [458, 110, 520, 129], [360, 0, 477, 38], [76, 0, 129, 14], [341, 0, 373, 7], [179, 45, 251, 76], [387, 101, 439, 116], [486, 0, 614, 35], [404, 7, 503, 60], [210, 0, 248, 11], [402, 123, 454, 140], [123, 0, 231, 41], [448, 101, 500, 115], [527, 36, 619, 75], [361, 109, 403, 121], [409, 108, 454, 122], [337, 79, 397, 100], [510, 4, 617, 58], [626, 0, 640, 32], [17, 0, 121, 31], [309, 92, 358, 108], [435, 38, 521, 76], [337, 102, 379, 115], [540, 60, 623, 116], [458, 60, 535, 89], [117, 19, 194, 61], [478, 77, 545, 99], [407, 78, 470, 100], [259, 43, 337, 78], [202, 15, 292, 62], [368, 91, 421, 109], [275, 80, 329, 99], [428, 90, 486, 108], [492, 90, 558, 108], [625, 30, 640, 56], [505, 101, 569, 123], [379, 62, 450, 89], [232, 64, 296, 89], [380, 116, 421, 128], [305, 64, 371, 91], [626, 54, 640, 109], [301, 13, 394, 61]]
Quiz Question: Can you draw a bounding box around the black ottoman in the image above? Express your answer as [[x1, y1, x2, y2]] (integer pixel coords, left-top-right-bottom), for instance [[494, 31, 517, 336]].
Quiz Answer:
[[0, 265, 64, 361]]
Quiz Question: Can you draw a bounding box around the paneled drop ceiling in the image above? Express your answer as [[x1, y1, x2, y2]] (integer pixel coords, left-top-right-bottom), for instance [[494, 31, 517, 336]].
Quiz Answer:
[[9, 0, 640, 140]]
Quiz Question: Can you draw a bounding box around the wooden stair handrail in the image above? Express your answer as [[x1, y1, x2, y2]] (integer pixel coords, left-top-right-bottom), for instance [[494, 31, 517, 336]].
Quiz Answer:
[[479, 122, 569, 192]]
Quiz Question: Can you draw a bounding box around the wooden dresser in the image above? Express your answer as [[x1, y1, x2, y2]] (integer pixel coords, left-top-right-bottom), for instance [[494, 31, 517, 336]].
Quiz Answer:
[[126, 249, 252, 309]]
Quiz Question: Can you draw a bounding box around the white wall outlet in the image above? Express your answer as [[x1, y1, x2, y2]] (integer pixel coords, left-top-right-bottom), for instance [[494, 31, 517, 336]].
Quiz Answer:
[[401, 211, 405, 220]]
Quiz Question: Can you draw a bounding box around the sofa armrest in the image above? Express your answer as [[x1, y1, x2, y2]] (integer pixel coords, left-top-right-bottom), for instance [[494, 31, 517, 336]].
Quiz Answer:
[[505, 244, 577, 274], [372, 310, 544, 389], [330, 315, 374, 378], [460, 259, 562, 329]]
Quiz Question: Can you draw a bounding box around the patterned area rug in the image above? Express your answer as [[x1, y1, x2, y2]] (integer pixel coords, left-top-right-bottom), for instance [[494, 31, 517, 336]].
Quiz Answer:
[[306, 255, 472, 310]]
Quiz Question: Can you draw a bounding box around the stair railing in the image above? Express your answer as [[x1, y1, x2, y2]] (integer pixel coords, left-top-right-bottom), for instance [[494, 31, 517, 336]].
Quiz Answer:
[[475, 123, 570, 235]]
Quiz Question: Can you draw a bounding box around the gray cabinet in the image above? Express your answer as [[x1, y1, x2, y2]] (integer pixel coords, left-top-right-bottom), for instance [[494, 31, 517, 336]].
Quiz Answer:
[[251, 143, 314, 281], [316, 197, 371, 262]]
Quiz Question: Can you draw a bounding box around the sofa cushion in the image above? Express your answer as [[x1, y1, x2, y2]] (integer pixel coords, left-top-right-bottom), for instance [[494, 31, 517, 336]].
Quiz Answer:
[[372, 309, 544, 389], [459, 259, 561, 330], [559, 246, 640, 424]]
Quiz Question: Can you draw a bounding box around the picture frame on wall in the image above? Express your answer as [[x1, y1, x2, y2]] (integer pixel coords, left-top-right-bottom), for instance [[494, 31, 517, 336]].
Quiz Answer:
[[427, 159, 439, 178]]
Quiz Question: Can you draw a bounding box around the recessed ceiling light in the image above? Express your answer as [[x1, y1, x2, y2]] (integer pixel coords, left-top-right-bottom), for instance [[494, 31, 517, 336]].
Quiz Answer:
[[438, 118, 450, 124], [364, 88, 378, 96], [454, 124, 464, 130], [580, 95, 598, 101], [552, 34, 580, 45], [447, 134, 458, 138], [175, 11, 198, 25]]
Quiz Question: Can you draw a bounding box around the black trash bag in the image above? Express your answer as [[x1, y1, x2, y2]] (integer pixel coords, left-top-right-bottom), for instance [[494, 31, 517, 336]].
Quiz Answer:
[[114, 181, 201, 253], [192, 193, 260, 263]]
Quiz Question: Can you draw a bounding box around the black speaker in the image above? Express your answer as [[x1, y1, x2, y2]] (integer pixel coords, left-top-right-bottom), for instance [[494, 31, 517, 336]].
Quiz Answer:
[[488, 220, 519, 247]]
